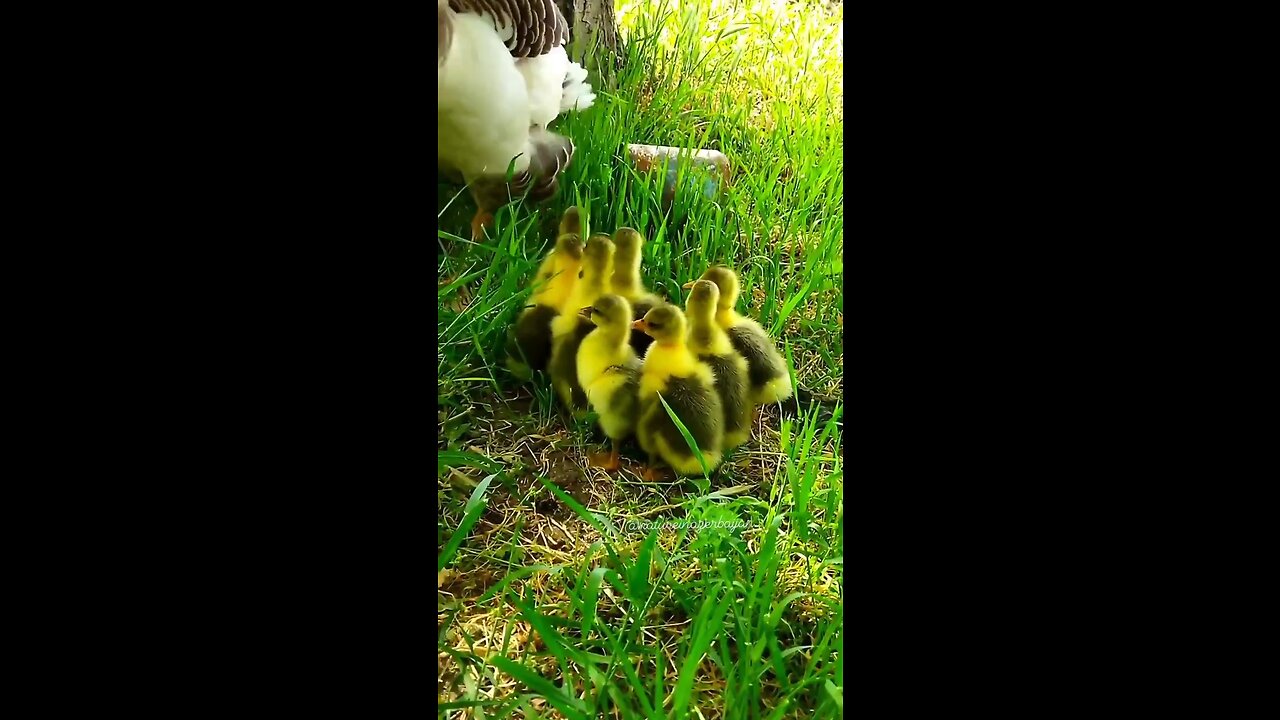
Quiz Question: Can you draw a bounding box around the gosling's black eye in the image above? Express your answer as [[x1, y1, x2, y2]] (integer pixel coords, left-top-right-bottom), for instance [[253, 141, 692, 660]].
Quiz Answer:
[[578, 271, 584, 278], [648, 322, 662, 329]]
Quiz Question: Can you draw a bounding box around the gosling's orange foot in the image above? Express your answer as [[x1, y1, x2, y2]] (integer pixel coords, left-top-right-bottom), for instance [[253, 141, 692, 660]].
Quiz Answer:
[[470, 210, 495, 240], [642, 467, 667, 482], [588, 452, 621, 471]]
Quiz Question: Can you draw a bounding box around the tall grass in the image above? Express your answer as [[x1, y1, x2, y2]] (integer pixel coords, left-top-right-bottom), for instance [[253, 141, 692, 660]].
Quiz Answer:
[[439, 0, 843, 716]]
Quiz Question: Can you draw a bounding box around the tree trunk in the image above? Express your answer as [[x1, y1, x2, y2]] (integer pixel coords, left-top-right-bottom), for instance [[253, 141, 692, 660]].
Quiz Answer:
[[554, 0, 623, 84]]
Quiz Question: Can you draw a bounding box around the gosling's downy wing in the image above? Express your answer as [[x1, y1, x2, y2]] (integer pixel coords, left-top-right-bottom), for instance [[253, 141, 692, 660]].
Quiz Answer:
[[644, 375, 724, 460], [727, 325, 787, 389], [508, 304, 559, 372], [602, 359, 643, 420], [550, 315, 594, 410], [702, 353, 751, 435], [449, 0, 569, 57]]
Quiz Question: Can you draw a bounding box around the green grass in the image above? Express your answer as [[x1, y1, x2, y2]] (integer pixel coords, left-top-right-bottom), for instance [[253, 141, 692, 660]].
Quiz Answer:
[[438, 0, 843, 717]]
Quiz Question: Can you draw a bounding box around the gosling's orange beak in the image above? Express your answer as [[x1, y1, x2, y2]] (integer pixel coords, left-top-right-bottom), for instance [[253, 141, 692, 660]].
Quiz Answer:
[[632, 319, 649, 332], [579, 307, 594, 320], [681, 280, 696, 290]]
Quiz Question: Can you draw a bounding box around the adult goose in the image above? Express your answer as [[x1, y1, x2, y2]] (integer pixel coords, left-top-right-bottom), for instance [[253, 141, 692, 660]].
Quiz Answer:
[[438, 0, 596, 239]]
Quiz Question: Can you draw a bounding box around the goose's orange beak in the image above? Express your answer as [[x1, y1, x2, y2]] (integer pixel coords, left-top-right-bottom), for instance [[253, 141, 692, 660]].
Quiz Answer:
[[632, 319, 649, 333], [681, 280, 696, 290]]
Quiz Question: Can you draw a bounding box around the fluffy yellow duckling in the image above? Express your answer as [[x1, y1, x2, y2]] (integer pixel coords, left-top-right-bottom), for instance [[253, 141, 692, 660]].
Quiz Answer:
[[684, 266, 793, 407], [504, 208, 585, 378], [634, 304, 724, 479], [684, 279, 752, 449], [549, 233, 615, 417], [610, 227, 666, 357], [576, 294, 642, 470]]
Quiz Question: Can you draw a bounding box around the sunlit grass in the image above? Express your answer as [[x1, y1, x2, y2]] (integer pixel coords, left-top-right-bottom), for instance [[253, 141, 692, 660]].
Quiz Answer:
[[439, 0, 843, 716]]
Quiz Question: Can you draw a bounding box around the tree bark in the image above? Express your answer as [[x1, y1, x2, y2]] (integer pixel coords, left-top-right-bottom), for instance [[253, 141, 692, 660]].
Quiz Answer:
[[554, 0, 623, 83]]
